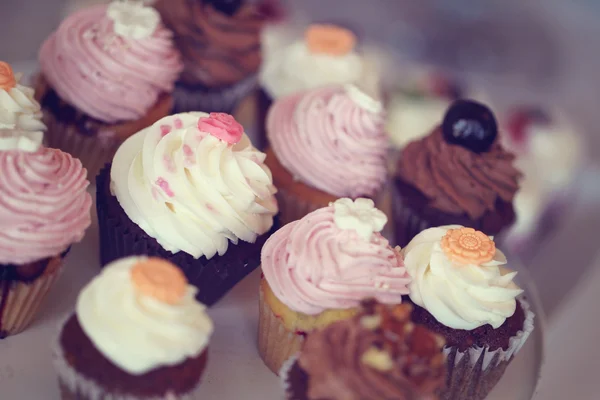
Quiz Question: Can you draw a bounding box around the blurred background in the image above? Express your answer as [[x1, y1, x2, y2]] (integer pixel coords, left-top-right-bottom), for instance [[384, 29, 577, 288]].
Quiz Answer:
[[2, 0, 600, 398]]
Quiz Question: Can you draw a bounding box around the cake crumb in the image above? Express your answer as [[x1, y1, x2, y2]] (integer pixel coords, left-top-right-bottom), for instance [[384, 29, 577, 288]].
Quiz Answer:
[[361, 347, 394, 371], [360, 314, 382, 330]]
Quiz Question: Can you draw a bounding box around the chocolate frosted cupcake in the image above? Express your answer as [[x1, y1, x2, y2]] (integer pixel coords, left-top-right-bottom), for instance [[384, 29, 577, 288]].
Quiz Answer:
[[258, 23, 379, 149], [154, 0, 267, 114], [0, 99, 91, 337], [402, 225, 535, 400], [97, 111, 278, 306], [266, 84, 388, 225], [259, 198, 411, 374], [281, 300, 447, 400], [393, 100, 521, 247], [37, 2, 182, 177], [54, 256, 214, 399]]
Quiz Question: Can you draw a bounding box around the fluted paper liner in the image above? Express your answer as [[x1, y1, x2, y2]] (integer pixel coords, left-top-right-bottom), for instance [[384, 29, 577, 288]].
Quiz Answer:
[[279, 354, 301, 400], [258, 288, 306, 375], [275, 184, 331, 227], [440, 297, 535, 400], [172, 74, 258, 114], [53, 317, 198, 400], [0, 256, 63, 338]]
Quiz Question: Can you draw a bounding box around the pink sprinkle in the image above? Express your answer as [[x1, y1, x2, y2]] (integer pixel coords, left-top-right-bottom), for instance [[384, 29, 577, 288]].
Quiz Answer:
[[156, 177, 174, 197], [183, 144, 194, 157], [174, 118, 183, 129], [160, 125, 171, 136], [206, 203, 217, 213], [163, 155, 176, 172]]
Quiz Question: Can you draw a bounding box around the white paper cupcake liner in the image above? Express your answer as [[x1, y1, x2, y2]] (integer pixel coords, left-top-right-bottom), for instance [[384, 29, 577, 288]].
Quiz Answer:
[[441, 297, 535, 400], [257, 287, 306, 375], [53, 317, 198, 400], [279, 354, 300, 399]]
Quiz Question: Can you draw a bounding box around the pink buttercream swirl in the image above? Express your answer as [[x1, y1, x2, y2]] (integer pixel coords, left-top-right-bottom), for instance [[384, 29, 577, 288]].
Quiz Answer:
[[261, 206, 410, 315], [39, 4, 182, 123], [0, 148, 92, 264], [267, 85, 388, 198]]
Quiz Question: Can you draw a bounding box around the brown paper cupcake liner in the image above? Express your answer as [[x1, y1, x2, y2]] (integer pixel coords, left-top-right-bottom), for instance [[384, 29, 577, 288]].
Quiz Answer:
[[440, 298, 535, 400], [274, 184, 333, 228], [257, 288, 306, 375], [96, 165, 276, 306], [172, 75, 258, 115], [0, 255, 64, 338], [53, 318, 198, 400]]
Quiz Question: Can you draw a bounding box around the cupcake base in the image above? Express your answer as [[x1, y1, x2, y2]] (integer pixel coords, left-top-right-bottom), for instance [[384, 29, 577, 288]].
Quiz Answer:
[[171, 75, 258, 115], [96, 165, 276, 306], [35, 74, 172, 178], [55, 314, 206, 400], [409, 297, 535, 400], [393, 177, 516, 247], [0, 253, 65, 339]]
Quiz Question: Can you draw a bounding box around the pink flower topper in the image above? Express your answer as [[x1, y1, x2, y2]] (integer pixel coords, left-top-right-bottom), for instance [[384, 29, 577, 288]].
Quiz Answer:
[[197, 112, 243, 144]]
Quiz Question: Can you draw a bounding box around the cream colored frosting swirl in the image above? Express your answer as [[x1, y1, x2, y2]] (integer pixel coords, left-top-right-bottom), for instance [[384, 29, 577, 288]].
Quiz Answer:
[[0, 76, 47, 132], [76, 256, 214, 375], [260, 26, 364, 100], [402, 225, 523, 330], [112, 112, 278, 259]]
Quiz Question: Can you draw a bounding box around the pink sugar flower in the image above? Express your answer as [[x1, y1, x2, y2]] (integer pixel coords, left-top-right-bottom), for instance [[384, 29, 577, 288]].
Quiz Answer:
[[197, 112, 243, 144]]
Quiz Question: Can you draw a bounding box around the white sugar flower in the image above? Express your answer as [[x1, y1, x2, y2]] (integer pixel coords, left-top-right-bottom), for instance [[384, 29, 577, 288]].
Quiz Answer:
[[107, 1, 160, 40], [332, 198, 387, 239]]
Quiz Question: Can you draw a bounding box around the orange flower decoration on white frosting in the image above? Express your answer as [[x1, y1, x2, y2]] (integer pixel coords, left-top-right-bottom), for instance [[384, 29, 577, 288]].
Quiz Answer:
[[305, 24, 356, 56], [131, 258, 187, 304], [0, 61, 17, 91], [440, 227, 496, 265]]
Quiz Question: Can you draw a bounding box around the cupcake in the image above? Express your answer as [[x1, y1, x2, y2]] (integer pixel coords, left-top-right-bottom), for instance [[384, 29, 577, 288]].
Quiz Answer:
[[0, 107, 91, 337], [402, 225, 535, 400], [154, 0, 267, 114], [258, 23, 380, 149], [54, 256, 214, 399], [259, 198, 411, 374], [393, 99, 521, 247], [280, 300, 447, 400], [386, 71, 462, 151], [96, 111, 278, 306], [266, 84, 388, 225], [36, 1, 182, 177], [500, 107, 584, 256]]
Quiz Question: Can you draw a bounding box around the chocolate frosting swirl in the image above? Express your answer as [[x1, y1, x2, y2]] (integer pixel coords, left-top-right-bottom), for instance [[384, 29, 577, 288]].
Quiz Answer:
[[155, 0, 265, 87], [297, 302, 446, 400], [397, 128, 521, 220]]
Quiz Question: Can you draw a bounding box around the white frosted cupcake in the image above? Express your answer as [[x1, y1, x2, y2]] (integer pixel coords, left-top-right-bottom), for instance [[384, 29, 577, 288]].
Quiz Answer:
[[54, 256, 214, 400]]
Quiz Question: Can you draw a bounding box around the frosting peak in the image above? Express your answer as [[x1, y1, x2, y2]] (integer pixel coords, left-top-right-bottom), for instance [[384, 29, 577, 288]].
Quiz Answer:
[[112, 112, 278, 260], [0, 129, 43, 152], [267, 85, 388, 198], [261, 205, 410, 315], [402, 225, 523, 330], [76, 256, 214, 375], [39, 4, 182, 123], [0, 63, 47, 133]]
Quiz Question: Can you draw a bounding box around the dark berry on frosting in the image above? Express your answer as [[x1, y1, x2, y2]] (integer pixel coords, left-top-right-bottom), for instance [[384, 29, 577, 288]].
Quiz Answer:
[[203, 0, 243, 16], [442, 99, 498, 153]]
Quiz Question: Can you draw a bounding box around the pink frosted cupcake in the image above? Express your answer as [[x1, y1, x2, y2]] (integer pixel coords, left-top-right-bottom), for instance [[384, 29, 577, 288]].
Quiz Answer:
[[265, 84, 388, 225], [258, 198, 411, 374], [0, 125, 91, 337], [36, 1, 182, 177]]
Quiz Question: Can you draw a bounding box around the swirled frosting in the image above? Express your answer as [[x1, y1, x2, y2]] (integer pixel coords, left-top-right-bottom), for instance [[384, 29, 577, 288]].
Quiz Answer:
[[261, 203, 410, 315], [0, 140, 91, 265], [0, 75, 47, 133], [267, 85, 388, 198], [295, 301, 446, 400], [39, 4, 182, 123], [76, 256, 214, 375], [260, 26, 365, 99], [397, 129, 521, 219], [155, 0, 264, 87], [112, 112, 278, 260], [402, 225, 523, 330]]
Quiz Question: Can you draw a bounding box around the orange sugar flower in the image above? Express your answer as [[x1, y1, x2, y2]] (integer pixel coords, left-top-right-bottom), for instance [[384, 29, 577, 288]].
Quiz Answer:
[[131, 258, 187, 304], [0, 61, 17, 91], [440, 227, 496, 265], [305, 24, 356, 56]]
